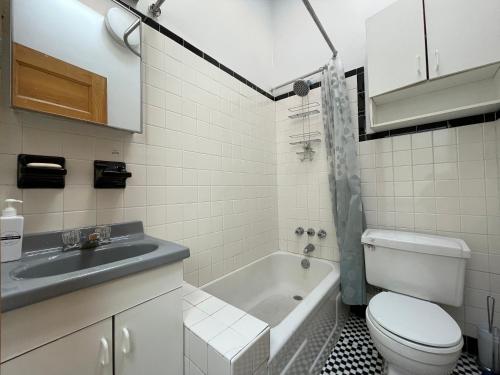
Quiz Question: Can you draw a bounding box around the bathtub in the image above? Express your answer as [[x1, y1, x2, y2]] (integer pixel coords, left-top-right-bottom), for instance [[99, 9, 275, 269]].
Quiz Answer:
[[203, 251, 346, 374]]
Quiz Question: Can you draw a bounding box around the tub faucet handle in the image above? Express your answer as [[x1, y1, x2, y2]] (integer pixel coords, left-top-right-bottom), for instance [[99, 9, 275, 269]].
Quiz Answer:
[[307, 228, 315, 236], [304, 243, 315, 254], [295, 227, 304, 235], [318, 229, 327, 239]]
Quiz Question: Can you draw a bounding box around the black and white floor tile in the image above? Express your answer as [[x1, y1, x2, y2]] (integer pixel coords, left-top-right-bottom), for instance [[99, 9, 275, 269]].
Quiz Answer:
[[321, 315, 481, 375]]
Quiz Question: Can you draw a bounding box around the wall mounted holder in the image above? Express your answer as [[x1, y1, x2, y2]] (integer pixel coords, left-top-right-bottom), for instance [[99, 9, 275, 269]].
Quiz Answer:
[[17, 154, 67, 189], [94, 160, 132, 189]]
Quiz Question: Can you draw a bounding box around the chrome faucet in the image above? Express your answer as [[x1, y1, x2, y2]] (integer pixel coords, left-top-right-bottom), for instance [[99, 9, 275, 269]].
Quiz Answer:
[[303, 243, 315, 254], [62, 226, 111, 251]]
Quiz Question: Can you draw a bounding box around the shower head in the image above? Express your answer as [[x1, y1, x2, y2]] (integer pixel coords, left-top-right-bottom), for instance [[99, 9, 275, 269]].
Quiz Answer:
[[149, 0, 166, 18], [293, 79, 310, 97]]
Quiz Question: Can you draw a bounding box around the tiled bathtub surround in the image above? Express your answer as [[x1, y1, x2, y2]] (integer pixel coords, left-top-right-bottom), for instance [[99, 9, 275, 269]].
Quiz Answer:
[[359, 121, 500, 337], [275, 78, 359, 262], [0, 24, 278, 286], [182, 283, 270, 375]]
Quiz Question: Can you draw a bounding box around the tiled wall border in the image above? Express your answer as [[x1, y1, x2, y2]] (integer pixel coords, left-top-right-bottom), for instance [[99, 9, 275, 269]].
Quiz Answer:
[[118, 1, 499, 141], [360, 111, 500, 142], [273, 68, 366, 139], [116, 0, 275, 101], [273, 66, 500, 144]]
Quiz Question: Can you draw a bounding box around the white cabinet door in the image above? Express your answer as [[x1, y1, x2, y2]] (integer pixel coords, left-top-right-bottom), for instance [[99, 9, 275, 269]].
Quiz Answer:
[[1, 319, 113, 375], [366, 0, 427, 97], [426, 0, 500, 79], [115, 289, 183, 375]]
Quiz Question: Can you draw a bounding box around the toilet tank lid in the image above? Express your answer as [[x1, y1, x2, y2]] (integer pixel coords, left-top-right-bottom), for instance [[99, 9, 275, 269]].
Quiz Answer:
[[361, 229, 471, 259]]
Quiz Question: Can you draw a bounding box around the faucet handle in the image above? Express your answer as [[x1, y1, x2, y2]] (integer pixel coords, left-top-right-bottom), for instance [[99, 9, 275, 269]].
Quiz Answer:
[[317, 229, 327, 239], [95, 226, 111, 243], [295, 227, 304, 235], [62, 229, 81, 250]]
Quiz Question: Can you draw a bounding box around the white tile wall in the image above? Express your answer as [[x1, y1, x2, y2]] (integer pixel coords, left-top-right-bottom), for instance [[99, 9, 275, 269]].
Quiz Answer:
[[360, 121, 500, 337], [275, 77, 359, 262], [0, 24, 278, 286]]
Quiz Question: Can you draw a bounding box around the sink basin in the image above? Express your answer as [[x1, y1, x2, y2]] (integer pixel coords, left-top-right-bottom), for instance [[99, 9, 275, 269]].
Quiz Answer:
[[13, 243, 159, 279], [2, 221, 190, 312]]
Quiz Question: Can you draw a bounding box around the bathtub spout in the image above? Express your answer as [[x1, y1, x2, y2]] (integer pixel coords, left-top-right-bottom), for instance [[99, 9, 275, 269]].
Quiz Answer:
[[304, 243, 315, 254]]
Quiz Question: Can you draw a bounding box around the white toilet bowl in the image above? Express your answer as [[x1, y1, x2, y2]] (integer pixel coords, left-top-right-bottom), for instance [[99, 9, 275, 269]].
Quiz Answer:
[[366, 292, 463, 375]]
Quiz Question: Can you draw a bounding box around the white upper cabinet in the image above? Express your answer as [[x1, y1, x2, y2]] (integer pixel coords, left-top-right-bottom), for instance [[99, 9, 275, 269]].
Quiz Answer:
[[366, 0, 500, 130], [366, 0, 427, 97], [425, 0, 500, 79]]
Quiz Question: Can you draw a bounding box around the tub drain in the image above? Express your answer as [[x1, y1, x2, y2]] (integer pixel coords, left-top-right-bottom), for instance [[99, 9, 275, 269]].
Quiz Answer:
[[293, 295, 303, 301]]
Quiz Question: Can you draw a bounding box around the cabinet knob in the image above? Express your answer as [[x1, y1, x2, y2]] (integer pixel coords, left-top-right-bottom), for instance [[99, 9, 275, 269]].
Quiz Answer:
[[122, 327, 131, 355], [99, 337, 110, 366]]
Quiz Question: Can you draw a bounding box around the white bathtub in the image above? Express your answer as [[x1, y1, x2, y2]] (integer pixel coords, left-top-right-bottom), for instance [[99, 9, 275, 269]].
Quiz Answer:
[[203, 251, 345, 374]]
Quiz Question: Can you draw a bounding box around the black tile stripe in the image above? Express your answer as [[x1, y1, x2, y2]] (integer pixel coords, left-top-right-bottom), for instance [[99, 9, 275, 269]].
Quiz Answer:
[[116, 0, 499, 133], [360, 112, 497, 142], [114, 0, 272, 99]]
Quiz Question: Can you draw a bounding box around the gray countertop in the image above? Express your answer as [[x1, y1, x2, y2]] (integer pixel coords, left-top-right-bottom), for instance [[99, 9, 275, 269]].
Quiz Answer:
[[1, 222, 189, 312]]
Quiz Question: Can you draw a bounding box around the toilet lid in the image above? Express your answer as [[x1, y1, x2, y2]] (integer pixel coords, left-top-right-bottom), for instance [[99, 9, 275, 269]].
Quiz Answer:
[[368, 292, 462, 348]]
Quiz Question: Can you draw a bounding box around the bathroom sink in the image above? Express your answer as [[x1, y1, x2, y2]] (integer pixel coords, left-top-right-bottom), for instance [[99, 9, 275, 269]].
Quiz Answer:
[[1, 221, 190, 312], [12, 243, 159, 279]]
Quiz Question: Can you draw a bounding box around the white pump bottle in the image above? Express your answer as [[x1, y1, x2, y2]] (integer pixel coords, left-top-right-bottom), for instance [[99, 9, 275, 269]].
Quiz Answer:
[[1, 199, 24, 262]]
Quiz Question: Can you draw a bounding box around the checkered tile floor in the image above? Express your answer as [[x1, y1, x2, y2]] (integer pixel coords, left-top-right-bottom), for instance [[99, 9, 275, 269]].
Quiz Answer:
[[321, 315, 481, 375]]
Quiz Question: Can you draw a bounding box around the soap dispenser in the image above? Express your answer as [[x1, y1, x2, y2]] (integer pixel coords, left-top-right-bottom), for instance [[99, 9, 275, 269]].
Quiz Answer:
[[1, 199, 24, 262]]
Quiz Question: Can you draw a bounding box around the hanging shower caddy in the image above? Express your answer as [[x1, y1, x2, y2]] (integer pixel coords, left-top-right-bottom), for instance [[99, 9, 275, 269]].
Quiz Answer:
[[288, 81, 321, 161]]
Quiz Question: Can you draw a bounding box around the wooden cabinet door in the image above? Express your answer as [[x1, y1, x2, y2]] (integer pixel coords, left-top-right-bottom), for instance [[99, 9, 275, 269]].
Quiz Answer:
[[366, 0, 427, 97], [425, 0, 500, 79], [11, 43, 108, 124], [1, 319, 113, 375], [115, 290, 183, 375]]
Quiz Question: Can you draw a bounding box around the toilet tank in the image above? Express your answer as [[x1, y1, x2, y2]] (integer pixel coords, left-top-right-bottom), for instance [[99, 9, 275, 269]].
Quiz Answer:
[[361, 229, 471, 307]]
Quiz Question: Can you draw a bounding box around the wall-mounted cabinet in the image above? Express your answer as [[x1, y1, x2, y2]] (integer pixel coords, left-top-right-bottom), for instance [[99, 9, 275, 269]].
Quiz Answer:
[[366, 0, 427, 98], [366, 0, 500, 131]]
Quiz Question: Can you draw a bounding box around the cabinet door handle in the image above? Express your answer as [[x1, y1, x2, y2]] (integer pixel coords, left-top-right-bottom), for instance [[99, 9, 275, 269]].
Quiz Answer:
[[121, 327, 131, 355], [100, 338, 110, 366], [416, 54, 421, 74], [435, 49, 440, 72]]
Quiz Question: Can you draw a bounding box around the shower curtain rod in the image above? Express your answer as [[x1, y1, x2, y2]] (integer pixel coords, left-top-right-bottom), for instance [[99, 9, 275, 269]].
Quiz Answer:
[[271, 66, 324, 92], [271, 0, 337, 92], [302, 0, 337, 58]]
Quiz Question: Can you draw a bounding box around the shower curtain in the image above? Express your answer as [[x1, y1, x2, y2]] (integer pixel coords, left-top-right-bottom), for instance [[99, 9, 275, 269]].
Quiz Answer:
[[321, 57, 366, 306]]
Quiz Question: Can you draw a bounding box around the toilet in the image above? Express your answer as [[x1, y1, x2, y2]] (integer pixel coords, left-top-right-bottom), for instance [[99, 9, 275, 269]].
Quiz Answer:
[[361, 229, 471, 375]]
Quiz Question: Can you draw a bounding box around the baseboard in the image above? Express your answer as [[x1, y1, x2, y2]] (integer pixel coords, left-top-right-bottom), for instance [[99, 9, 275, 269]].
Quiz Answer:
[[463, 336, 478, 355]]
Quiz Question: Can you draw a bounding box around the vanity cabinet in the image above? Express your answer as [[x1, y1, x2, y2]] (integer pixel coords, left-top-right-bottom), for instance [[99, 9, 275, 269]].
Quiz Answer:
[[1, 290, 182, 375], [1, 262, 184, 375], [1, 319, 113, 375], [115, 291, 182, 375]]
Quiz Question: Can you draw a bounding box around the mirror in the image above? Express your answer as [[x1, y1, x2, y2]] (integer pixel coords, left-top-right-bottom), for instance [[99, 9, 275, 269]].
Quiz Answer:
[[9, 0, 142, 133]]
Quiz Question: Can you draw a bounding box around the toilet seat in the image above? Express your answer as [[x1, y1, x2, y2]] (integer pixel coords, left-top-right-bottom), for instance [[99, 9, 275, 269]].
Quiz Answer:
[[367, 292, 462, 350]]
